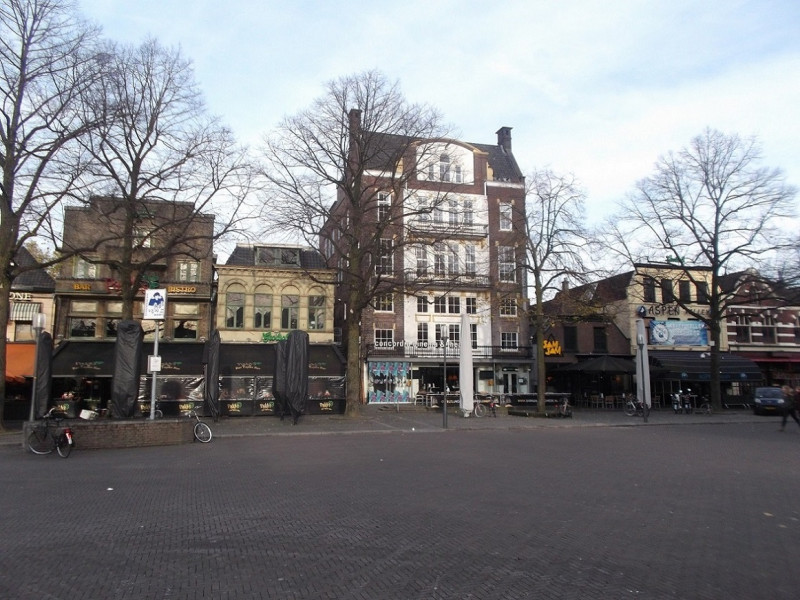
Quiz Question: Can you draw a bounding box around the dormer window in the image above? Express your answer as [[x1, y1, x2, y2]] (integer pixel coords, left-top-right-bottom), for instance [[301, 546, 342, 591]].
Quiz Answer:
[[439, 154, 450, 182]]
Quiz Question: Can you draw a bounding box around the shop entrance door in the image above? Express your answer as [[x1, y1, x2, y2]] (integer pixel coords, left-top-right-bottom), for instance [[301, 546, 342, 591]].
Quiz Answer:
[[502, 373, 518, 394]]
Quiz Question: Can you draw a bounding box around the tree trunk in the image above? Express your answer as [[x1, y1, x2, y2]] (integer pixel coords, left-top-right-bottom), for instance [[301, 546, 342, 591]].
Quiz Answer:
[[344, 305, 363, 417]]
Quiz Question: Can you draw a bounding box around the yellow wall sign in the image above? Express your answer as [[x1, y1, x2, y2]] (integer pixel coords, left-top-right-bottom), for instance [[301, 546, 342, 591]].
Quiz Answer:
[[543, 337, 562, 357]]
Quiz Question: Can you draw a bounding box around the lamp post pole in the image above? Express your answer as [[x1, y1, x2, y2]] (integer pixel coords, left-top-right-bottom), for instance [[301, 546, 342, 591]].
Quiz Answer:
[[442, 335, 448, 429], [28, 313, 47, 422]]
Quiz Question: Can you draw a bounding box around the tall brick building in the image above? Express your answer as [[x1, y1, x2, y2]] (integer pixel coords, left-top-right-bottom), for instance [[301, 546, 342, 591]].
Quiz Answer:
[[323, 115, 530, 404]]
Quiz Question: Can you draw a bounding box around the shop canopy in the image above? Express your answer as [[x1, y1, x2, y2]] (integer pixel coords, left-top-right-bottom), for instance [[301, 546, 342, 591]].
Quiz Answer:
[[560, 355, 636, 374], [648, 350, 763, 382], [6, 343, 35, 383]]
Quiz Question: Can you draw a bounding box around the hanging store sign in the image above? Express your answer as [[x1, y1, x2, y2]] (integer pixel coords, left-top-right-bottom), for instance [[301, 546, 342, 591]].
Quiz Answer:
[[650, 320, 708, 346]]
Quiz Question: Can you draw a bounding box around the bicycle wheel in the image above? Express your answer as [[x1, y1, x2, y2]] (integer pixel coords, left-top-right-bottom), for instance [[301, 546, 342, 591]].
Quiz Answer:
[[624, 402, 636, 417], [474, 402, 487, 417], [56, 433, 73, 458], [27, 428, 53, 455], [699, 402, 712, 415], [194, 421, 212, 443]]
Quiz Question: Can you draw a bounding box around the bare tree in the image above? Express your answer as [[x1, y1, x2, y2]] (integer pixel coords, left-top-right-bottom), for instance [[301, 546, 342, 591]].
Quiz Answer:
[[608, 128, 797, 410], [0, 0, 102, 423], [524, 168, 591, 413], [262, 70, 454, 416], [73, 38, 255, 319]]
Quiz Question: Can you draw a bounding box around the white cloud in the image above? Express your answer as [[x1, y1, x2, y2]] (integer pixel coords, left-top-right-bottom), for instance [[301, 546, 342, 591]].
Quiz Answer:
[[78, 0, 800, 225]]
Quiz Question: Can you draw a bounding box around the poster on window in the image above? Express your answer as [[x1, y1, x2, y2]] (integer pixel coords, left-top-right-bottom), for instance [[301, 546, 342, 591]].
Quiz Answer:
[[649, 320, 708, 346]]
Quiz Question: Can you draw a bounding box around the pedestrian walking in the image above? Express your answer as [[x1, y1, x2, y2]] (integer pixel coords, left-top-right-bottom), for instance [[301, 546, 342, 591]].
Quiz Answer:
[[779, 385, 800, 431]]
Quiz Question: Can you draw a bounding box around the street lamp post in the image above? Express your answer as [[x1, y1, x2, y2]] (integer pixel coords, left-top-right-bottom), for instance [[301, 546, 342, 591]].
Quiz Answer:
[[28, 313, 47, 422]]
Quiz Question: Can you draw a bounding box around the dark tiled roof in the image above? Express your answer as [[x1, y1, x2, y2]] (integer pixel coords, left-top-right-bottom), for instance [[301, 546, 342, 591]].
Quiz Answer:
[[224, 245, 327, 270], [365, 131, 524, 182], [12, 246, 56, 292], [471, 142, 523, 182]]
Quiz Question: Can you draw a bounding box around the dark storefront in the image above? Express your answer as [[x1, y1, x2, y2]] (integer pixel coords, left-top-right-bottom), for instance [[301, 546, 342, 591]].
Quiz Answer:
[[48, 340, 346, 418], [648, 350, 763, 403]]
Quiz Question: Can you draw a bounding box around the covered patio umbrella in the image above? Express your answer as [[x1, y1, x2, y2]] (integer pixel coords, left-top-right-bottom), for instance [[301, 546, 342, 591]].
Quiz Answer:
[[459, 313, 474, 416], [561, 355, 636, 373], [204, 330, 220, 420], [34, 332, 53, 419]]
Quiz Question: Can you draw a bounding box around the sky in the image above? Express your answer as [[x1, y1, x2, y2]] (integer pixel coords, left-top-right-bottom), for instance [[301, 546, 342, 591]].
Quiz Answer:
[[77, 0, 800, 224]]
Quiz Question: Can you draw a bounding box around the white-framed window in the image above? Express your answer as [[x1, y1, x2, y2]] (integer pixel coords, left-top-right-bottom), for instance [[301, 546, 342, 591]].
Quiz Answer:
[[454, 164, 463, 184], [465, 297, 477, 314], [177, 261, 199, 282], [465, 245, 476, 276], [761, 314, 777, 344], [417, 196, 430, 222], [448, 199, 458, 225], [417, 296, 428, 313], [447, 245, 458, 276], [434, 244, 446, 276], [499, 246, 516, 282], [74, 257, 96, 279], [735, 314, 751, 343], [254, 293, 272, 329], [375, 293, 394, 312], [133, 226, 152, 248], [448, 296, 460, 314], [375, 328, 394, 348], [500, 298, 517, 317], [436, 324, 460, 345], [308, 295, 325, 330], [434, 295, 446, 313], [417, 323, 429, 347], [470, 323, 478, 349], [463, 199, 473, 225], [376, 239, 393, 275], [501, 331, 518, 349], [439, 154, 451, 182], [499, 203, 513, 231], [377, 192, 391, 222], [416, 246, 428, 276]]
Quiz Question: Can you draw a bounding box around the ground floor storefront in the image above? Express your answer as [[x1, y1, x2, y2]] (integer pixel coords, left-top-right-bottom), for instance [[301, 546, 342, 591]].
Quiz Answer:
[[365, 357, 534, 405]]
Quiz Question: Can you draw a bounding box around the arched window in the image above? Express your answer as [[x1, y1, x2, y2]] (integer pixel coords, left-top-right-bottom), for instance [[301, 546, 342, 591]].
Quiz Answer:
[[225, 284, 245, 329], [253, 285, 272, 329]]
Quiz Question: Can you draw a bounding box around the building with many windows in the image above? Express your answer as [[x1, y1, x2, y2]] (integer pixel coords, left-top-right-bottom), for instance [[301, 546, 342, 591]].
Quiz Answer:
[[50, 196, 215, 406], [545, 263, 763, 405], [324, 117, 530, 404], [215, 244, 336, 344]]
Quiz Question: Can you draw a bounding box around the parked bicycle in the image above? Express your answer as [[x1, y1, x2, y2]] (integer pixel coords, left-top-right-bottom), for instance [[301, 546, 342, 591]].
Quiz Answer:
[[473, 395, 499, 417], [624, 394, 650, 422], [190, 410, 212, 443], [27, 408, 75, 458]]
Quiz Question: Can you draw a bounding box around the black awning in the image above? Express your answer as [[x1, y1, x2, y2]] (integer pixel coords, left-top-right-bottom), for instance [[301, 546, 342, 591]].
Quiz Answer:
[[218, 343, 276, 376], [141, 342, 206, 375], [309, 344, 346, 376], [52, 341, 116, 377], [648, 350, 763, 382]]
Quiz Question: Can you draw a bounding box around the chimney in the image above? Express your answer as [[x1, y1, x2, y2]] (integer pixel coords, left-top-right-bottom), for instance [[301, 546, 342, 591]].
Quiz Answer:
[[561, 279, 569, 293], [496, 126, 512, 153], [347, 109, 362, 177]]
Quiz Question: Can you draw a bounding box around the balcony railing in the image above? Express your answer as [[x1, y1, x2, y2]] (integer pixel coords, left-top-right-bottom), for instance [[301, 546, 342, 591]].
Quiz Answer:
[[404, 272, 492, 289], [408, 220, 488, 239], [367, 343, 534, 360]]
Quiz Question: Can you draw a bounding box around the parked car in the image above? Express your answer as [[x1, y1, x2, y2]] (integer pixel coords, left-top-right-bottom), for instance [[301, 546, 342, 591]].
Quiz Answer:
[[752, 387, 786, 415]]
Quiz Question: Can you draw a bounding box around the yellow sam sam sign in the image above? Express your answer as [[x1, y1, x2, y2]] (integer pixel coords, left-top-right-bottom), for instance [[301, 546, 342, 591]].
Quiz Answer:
[[543, 337, 562, 357]]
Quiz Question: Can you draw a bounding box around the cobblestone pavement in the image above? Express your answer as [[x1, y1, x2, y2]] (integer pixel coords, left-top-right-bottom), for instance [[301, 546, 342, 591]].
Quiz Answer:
[[2, 407, 799, 599]]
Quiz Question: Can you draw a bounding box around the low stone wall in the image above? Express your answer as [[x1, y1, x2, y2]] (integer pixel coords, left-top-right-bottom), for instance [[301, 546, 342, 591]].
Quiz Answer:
[[24, 419, 194, 450]]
